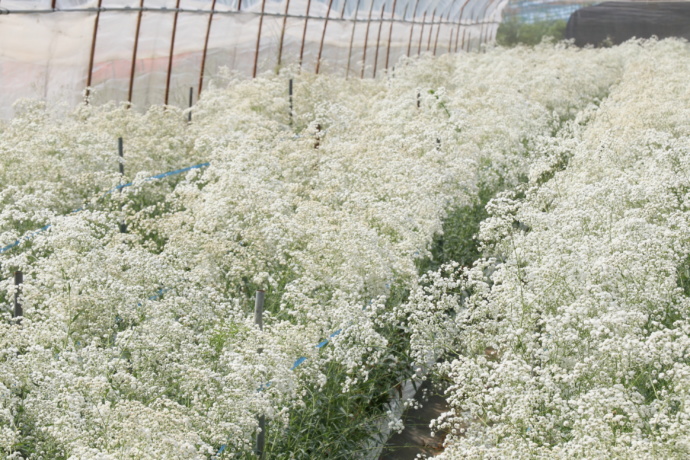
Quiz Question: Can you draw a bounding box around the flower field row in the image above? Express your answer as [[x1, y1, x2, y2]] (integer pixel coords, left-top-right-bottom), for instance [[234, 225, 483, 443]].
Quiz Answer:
[[1, 42, 630, 458], [414, 39, 690, 459]]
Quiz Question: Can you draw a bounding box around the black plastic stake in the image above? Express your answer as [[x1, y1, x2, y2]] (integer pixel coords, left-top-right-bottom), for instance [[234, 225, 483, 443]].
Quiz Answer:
[[188, 86, 193, 122], [254, 290, 266, 458], [314, 123, 322, 150], [289, 79, 293, 126], [118, 137, 124, 175], [254, 290, 264, 333], [118, 137, 127, 234], [13, 271, 22, 321]]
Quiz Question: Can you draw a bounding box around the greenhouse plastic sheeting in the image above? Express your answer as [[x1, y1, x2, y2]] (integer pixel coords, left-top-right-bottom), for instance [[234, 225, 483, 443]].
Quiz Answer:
[[0, 0, 507, 117], [566, 1, 690, 47]]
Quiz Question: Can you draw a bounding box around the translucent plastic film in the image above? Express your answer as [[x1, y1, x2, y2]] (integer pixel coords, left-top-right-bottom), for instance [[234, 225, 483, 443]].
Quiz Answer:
[[0, 0, 507, 117]]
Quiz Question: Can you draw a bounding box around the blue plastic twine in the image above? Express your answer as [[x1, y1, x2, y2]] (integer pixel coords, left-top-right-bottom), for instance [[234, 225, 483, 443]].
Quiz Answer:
[[0, 162, 210, 255]]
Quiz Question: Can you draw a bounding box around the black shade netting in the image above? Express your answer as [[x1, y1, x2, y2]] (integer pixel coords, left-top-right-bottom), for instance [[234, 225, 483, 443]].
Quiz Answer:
[[566, 2, 690, 46]]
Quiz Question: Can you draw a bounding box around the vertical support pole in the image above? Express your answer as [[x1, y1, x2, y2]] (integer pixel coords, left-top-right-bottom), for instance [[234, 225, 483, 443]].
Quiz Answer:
[[417, 10, 427, 55], [426, 8, 437, 52], [426, 8, 436, 51], [315, 0, 335, 74], [480, 0, 498, 47], [188, 87, 193, 122], [299, 0, 313, 69], [13, 271, 23, 321], [372, 2, 386, 78], [339, 0, 348, 21], [164, 0, 182, 106], [433, 6, 450, 56], [51, 0, 57, 9], [289, 79, 293, 126], [345, 0, 362, 79], [253, 0, 268, 78], [85, 0, 104, 100], [477, 0, 495, 51], [406, 0, 420, 57], [360, 0, 376, 79], [198, 0, 217, 97], [454, 0, 470, 53], [463, 25, 471, 52], [416, 91, 420, 108], [478, 21, 485, 50], [118, 137, 127, 234], [254, 290, 266, 458], [128, 0, 145, 105], [384, 0, 399, 72], [277, 0, 292, 67]]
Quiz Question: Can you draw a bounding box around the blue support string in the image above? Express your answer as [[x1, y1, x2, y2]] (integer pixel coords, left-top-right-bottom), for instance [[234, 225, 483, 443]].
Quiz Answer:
[[0, 162, 210, 255], [290, 356, 307, 370], [104, 162, 210, 196], [0, 224, 52, 254]]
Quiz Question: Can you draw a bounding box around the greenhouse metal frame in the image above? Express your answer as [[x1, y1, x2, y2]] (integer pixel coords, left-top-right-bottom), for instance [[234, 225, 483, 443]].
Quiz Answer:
[[0, 0, 507, 116]]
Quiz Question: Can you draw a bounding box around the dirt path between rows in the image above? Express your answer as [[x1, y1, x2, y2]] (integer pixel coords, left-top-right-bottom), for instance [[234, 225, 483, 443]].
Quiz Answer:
[[379, 381, 448, 459]]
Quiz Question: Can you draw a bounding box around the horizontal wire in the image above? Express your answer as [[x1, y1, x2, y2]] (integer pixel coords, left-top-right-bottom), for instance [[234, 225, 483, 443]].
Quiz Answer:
[[0, 6, 499, 26]]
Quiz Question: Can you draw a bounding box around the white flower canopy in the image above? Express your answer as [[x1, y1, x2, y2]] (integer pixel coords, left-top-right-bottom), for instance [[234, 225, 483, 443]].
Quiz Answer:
[[0, 0, 507, 116]]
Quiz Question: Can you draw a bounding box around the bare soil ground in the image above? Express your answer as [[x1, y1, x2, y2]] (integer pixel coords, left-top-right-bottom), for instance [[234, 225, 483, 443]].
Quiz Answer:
[[379, 381, 448, 459]]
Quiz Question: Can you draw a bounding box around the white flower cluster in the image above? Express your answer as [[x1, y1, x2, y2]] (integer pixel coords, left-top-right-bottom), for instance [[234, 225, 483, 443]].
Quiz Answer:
[[1, 42, 625, 458], [429, 39, 690, 459]]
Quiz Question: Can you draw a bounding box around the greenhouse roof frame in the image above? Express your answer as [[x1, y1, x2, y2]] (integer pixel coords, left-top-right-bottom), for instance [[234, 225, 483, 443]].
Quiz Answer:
[[0, 0, 507, 117]]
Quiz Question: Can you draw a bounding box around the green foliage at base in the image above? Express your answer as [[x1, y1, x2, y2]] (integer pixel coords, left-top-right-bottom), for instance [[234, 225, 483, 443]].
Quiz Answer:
[[417, 186, 495, 274], [497, 18, 567, 47], [263, 302, 416, 459]]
